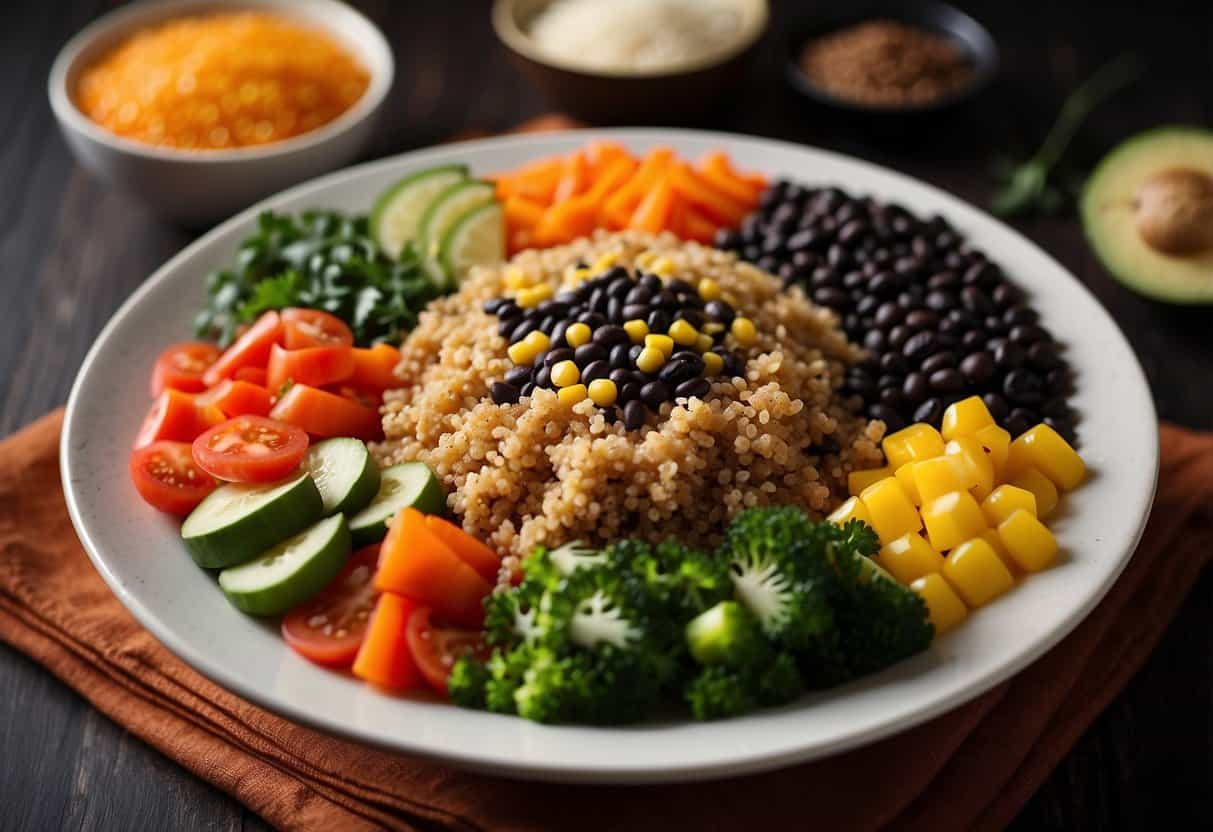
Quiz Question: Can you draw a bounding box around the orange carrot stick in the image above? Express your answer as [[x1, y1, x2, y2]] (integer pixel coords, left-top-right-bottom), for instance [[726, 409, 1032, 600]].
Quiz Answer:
[[667, 162, 749, 226], [628, 176, 675, 233]]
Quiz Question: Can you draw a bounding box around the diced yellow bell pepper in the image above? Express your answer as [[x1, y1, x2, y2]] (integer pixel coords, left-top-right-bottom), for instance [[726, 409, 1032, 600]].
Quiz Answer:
[[860, 477, 923, 544], [1005, 424, 1086, 491], [911, 573, 968, 635], [912, 455, 976, 503], [921, 490, 987, 552], [894, 463, 923, 505], [978, 529, 1011, 564], [973, 423, 1012, 478], [943, 537, 1015, 607], [981, 484, 1038, 526], [827, 496, 872, 527], [997, 509, 1059, 572], [882, 423, 945, 469], [1007, 466, 1059, 519], [848, 466, 893, 497], [879, 533, 945, 585], [941, 395, 995, 441], [946, 437, 995, 500]]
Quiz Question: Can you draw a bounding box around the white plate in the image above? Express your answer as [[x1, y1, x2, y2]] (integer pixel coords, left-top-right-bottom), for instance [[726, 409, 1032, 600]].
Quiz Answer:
[[61, 129, 1158, 784]]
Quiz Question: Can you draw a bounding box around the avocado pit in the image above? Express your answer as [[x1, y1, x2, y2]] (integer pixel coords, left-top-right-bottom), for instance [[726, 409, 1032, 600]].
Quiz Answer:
[[1132, 167, 1213, 257]]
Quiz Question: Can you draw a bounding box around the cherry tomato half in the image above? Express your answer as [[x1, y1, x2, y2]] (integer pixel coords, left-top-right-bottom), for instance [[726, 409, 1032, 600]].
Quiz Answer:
[[281, 308, 354, 350], [133, 389, 225, 450], [195, 379, 274, 417], [202, 311, 283, 387], [406, 606, 490, 696], [282, 545, 380, 668], [266, 343, 354, 395], [191, 414, 308, 482], [150, 342, 221, 397], [129, 441, 217, 515]]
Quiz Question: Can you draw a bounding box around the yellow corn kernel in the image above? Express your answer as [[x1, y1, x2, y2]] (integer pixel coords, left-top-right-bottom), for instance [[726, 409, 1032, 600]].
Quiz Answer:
[[503, 265, 531, 289], [697, 278, 722, 301], [702, 321, 725, 335], [695, 333, 715, 353], [506, 341, 532, 365], [730, 316, 757, 346], [921, 490, 987, 552], [827, 495, 872, 527], [645, 333, 674, 357], [911, 455, 975, 503], [550, 360, 580, 388], [911, 573, 969, 635], [941, 395, 995, 441], [524, 330, 550, 353], [1006, 424, 1086, 491], [879, 533, 945, 585], [557, 383, 587, 405], [635, 250, 658, 269], [564, 322, 592, 348], [623, 319, 649, 343], [859, 477, 922, 544], [1007, 466, 1059, 519], [848, 466, 893, 497], [882, 423, 945, 469], [591, 252, 619, 273], [668, 319, 699, 346], [894, 463, 923, 505], [635, 347, 665, 374], [973, 423, 1012, 477], [997, 509, 1059, 572], [587, 378, 618, 406], [943, 537, 1014, 607], [702, 352, 724, 376], [946, 437, 995, 500], [650, 256, 675, 277], [981, 484, 1037, 526], [978, 529, 1011, 563], [568, 266, 592, 284]]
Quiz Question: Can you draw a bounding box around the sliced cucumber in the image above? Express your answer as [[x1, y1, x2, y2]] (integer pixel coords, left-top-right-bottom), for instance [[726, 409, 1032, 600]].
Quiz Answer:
[[439, 201, 506, 285], [303, 437, 381, 516], [348, 462, 445, 546], [182, 473, 322, 569], [218, 514, 352, 616], [418, 180, 497, 276], [370, 164, 468, 260]]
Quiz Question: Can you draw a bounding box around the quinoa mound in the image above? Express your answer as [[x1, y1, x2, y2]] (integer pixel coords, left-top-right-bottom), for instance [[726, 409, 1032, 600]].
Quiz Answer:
[[376, 231, 884, 559]]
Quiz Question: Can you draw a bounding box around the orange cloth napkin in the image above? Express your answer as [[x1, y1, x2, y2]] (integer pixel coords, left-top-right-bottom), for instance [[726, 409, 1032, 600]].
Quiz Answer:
[[2, 410, 1211, 831]]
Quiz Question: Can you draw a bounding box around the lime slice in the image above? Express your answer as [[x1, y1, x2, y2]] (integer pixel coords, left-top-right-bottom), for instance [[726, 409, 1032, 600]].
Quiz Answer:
[[370, 164, 468, 260], [418, 180, 497, 269], [439, 201, 506, 285]]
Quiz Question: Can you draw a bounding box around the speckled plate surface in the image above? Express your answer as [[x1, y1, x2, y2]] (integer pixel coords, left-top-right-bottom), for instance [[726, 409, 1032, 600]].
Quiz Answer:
[[61, 129, 1157, 783]]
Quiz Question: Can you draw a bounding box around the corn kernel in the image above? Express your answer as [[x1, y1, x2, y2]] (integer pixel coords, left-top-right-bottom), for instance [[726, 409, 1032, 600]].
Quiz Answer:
[[973, 423, 1012, 476], [943, 537, 1014, 607], [557, 383, 587, 405], [946, 437, 995, 500], [551, 360, 580, 388], [941, 395, 995, 441], [516, 283, 553, 308], [848, 466, 893, 497], [635, 347, 665, 374], [623, 319, 649, 343], [997, 509, 1058, 572], [568, 266, 591, 284], [507, 332, 545, 365], [564, 322, 592, 348], [635, 251, 658, 269], [731, 317, 757, 346], [882, 423, 945, 469], [650, 256, 675, 277], [978, 529, 1011, 563], [1006, 424, 1086, 491], [645, 333, 674, 357], [698, 278, 722, 301], [912, 455, 975, 503], [911, 574, 968, 635], [894, 462, 923, 505], [668, 319, 699, 346], [587, 378, 617, 406], [879, 533, 945, 585], [702, 352, 724, 376], [827, 495, 872, 527], [695, 333, 715, 353], [702, 321, 726, 335], [1007, 466, 1059, 518], [860, 477, 922, 544], [591, 252, 619, 273], [921, 490, 987, 552], [524, 331, 550, 353], [981, 484, 1037, 526], [503, 265, 531, 289]]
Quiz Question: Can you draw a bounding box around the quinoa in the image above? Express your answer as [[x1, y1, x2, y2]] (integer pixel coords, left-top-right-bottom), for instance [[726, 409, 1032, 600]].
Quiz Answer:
[[375, 230, 884, 558]]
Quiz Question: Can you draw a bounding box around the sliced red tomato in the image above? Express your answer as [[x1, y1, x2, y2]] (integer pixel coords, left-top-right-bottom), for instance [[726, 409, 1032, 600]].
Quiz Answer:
[[202, 311, 283, 387], [266, 343, 355, 395], [352, 592, 421, 690], [424, 515, 501, 583], [233, 366, 268, 386], [191, 414, 308, 482], [196, 379, 274, 417], [133, 389, 225, 449], [282, 545, 380, 668], [269, 383, 381, 440], [349, 343, 403, 391], [150, 342, 221, 397], [281, 308, 354, 349], [128, 441, 217, 515], [406, 606, 490, 695]]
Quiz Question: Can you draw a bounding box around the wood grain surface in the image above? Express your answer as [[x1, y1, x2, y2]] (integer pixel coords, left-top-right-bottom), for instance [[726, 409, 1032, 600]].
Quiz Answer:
[[1, 0, 1210, 829]]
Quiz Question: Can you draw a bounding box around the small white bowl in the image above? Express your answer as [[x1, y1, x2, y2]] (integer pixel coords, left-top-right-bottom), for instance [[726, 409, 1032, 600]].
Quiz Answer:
[[48, 0, 394, 226]]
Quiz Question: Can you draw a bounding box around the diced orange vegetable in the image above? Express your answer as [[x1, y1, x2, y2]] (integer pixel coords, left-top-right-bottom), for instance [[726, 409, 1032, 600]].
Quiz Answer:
[[266, 343, 354, 394], [697, 151, 763, 205], [352, 592, 421, 690], [504, 195, 546, 229], [601, 147, 674, 228], [349, 343, 402, 391], [195, 379, 273, 417], [269, 383, 381, 439], [629, 176, 676, 233], [132, 389, 225, 449], [424, 515, 501, 583], [666, 162, 749, 226], [552, 152, 589, 204], [202, 311, 283, 387], [585, 140, 628, 173], [683, 206, 719, 243]]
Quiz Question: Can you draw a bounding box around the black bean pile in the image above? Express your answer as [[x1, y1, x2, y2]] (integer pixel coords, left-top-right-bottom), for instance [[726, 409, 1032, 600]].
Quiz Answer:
[[714, 181, 1077, 441]]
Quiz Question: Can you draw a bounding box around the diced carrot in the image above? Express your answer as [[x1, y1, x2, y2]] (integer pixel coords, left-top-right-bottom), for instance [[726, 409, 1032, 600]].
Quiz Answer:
[[268, 383, 381, 440], [494, 158, 564, 204], [352, 593, 421, 690], [698, 151, 763, 205], [349, 343, 402, 391], [629, 176, 676, 233], [667, 162, 749, 226], [666, 194, 689, 238], [585, 140, 630, 174], [552, 152, 590, 203], [683, 206, 720, 244], [424, 515, 501, 583], [504, 195, 545, 229], [602, 148, 673, 229]]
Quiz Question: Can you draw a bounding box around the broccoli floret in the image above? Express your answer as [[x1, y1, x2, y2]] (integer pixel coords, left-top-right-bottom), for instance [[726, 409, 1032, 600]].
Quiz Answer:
[[447, 654, 490, 709], [483, 645, 532, 715], [604, 538, 731, 622], [685, 653, 802, 720], [685, 601, 768, 667]]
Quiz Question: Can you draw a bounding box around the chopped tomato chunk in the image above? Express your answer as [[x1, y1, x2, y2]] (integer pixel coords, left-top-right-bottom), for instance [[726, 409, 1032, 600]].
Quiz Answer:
[[133, 389, 225, 449], [202, 311, 283, 387], [269, 384, 382, 440], [196, 379, 273, 417], [266, 343, 355, 395], [349, 343, 403, 391]]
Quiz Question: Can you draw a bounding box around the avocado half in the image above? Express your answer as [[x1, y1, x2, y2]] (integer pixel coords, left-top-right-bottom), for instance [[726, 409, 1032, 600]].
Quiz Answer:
[[1081, 126, 1213, 304]]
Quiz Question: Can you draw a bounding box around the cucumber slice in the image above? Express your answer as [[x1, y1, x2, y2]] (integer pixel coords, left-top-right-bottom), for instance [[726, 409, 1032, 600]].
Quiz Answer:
[[218, 514, 352, 616], [182, 473, 323, 569], [418, 180, 497, 275], [303, 437, 380, 516], [439, 201, 506, 285], [348, 462, 445, 546], [370, 164, 468, 260]]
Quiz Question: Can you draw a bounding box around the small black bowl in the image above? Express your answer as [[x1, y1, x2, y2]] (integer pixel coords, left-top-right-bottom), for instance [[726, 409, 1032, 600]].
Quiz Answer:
[[784, 1, 998, 117]]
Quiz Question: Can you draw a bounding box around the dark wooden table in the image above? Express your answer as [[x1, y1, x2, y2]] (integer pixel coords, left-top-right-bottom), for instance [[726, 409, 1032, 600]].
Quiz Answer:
[[3, 1, 1210, 829]]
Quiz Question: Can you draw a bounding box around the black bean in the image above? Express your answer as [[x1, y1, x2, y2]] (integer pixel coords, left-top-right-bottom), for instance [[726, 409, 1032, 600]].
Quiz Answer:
[[810, 267, 839, 288], [609, 343, 632, 370], [1004, 369, 1044, 405], [1041, 397, 1071, 420], [549, 320, 568, 348], [960, 286, 994, 316], [619, 381, 642, 403], [579, 312, 606, 329], [574, 343, 607, 366], [874, 302, 902, 328], [646, 309, 670, 332], [608, 277, 633, 299], [1005, 408, 1037, 437], [1027, 341, 1062, 371], [844, 371, 877, 399], [623, 400, 647, 430], [898, 287, 926, 309], [925, 290, 956, 311], [703, 300, 735, 325], [482, 298, 507, 315], [640, 381, 671, 409], [623, 285, 650, 306], [855, 295, 880, 317], [609, 368, 633, 387], [580, 360, 609, 384], [676, 309, 706, 329], [786, 229, 818, 252], [888, 325, 911, 350], [490, 381, 519, 405], [497, 317, 517, 338], [868, 403, 907, 432], [960, 330, 987, 350], [505, 365, 533, 388], [902, 330, 937, 360], [722, 352, 745, 377], [658, 359, 699, 386], [913, 398, 944, 425], [1046, 368, 1072, 395], [843, 314, 863, 337], [868, 271, 898, 296], [877, 373, 903, 391], [827, 244, 852, 269], [863, 330, 887, 352], [879, 387, 905, 409], [554, 289, 581, 306], [994, 342, 1026, 371], [981, 393, 1009, 422], [639, 274, 662, 293], [495, 300, 522, 321], [543, 348, 573, 368], [619, 303, 647, 322], [1043, 415, 1075, 441], [675, 377, 711, 399], [929, 368, 965, 393], [1009, 324, 1048, 345], [927, 271, 959, 291], [963, 262, 999, 288], [593, 325, 629, 348], [509, 318, 538, 343], [667, 278, 695, 296], [992, 283, 1023, 308], [983, 315, 1006, 335], [920, 352, 957, 374], [520, 382, 535, 398], [960, 351, 995, 385], [600, 406, 619, 424], [903, 372, 929, 403], [536, 315, 557, 334], [904, 309, 939, 330], [812, 287, 849, 309], [533, 365, 552, 389]]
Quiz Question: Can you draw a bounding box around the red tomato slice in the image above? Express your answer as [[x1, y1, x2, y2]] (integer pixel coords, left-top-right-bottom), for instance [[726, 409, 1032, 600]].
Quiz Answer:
[[233, 366, 268, 386], [269, 384, 382, 440], [128, 441, 217, 515], [352, 592, 421, 690], [202, 311, 283, 387], [196, 379, 274, 417], [191, 414, 308, 483], [133, 389, 225, 449], [150, 342, 221, 397], [424, 515, 501, 582], [282, 545, 380, 668], [266, 343, 355, 395], [349, 343, 403, 391], [281, 308, 354, 349], [406, 606, 490, 696]]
